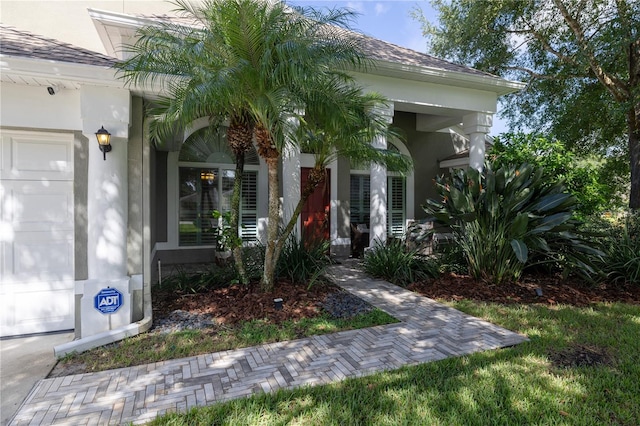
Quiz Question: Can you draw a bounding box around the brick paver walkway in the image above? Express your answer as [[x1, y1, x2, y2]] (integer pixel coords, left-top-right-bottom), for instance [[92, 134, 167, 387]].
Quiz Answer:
[[10, 261, 528, 425]]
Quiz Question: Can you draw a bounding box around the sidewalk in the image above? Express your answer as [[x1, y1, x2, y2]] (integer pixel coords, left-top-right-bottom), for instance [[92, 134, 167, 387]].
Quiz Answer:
[[10, 261, 528, 425]]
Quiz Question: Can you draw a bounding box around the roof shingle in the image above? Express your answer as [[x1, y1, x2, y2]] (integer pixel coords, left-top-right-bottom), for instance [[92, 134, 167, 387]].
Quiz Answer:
[[139, 13, 497, 79], [0, 23, 117, 67]]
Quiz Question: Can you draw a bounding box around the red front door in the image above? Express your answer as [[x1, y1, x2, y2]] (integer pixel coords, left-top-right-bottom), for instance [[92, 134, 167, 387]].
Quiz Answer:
[[301, 168, 330, 245]]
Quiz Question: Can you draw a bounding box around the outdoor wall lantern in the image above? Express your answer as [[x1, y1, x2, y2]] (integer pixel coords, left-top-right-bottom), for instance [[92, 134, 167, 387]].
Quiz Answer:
[[95, 126, 112, 161]]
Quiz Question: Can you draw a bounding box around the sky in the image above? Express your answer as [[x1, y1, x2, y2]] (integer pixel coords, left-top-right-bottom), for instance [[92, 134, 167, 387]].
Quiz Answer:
[[288, 0, 433, 53], [287, 1, 510, 135]]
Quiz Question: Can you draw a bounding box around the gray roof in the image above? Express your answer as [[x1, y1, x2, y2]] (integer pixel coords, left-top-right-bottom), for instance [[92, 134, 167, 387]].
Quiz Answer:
[[355, 33, 493, 78], [0, 23, 117, 67], [0, 14, 492, 80], [140, 13, 495, 79]]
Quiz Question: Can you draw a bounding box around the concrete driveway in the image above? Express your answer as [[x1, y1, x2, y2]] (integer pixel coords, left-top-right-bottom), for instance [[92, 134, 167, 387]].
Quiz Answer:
[[1, 332, 74, 425]]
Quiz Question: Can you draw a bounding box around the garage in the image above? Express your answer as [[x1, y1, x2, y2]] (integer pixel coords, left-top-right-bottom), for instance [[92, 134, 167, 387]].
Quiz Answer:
[[1, 130, 75, 337]]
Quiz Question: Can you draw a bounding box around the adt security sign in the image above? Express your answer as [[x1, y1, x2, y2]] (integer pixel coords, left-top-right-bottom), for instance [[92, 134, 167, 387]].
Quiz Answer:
[[94, 288, 123, 314]]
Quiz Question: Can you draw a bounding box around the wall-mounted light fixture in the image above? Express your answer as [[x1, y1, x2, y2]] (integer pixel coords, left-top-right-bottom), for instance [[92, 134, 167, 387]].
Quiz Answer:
[[95, 126, 112, 161]]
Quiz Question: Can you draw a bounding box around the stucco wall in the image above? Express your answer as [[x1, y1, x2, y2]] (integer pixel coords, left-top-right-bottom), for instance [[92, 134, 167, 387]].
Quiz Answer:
[[0, 1, 188, 54], [153, 150, 169, 244], [393, 111, 458, 221], [127, 96, 144, 276], [74, 132, 89, 281]]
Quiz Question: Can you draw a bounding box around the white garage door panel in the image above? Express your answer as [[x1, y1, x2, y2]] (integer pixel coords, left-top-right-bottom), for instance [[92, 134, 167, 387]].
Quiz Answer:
[[0, 282, 74, 335], [2, 180, 74, 232], [0, 130, 74, 337], [1, 132, 73, 180], [2, 233, 74, 283]]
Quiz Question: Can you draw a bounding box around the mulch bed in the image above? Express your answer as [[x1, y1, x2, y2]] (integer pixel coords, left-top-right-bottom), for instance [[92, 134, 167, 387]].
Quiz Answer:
[[153, 272, 640, 329], [153, 280, 339, 325], [408, 273, 640, 306]]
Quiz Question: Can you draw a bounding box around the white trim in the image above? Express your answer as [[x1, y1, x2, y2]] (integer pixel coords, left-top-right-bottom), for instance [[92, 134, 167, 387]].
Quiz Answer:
[[0, 55, 120, 88], [439, 157, 470, 169], [371, 61, 525, 96]]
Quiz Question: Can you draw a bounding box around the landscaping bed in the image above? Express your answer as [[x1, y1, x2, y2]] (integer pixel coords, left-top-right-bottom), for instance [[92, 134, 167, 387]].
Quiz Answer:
[[409, 272, 640, 306]]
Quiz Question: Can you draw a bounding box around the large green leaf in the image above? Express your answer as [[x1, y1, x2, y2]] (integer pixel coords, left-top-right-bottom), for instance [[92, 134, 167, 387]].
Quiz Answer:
[[507, 187, 533, 213], [449, 186, 467, 212], [510, 212, 529, 237], [531, 193, 573, 213], [510, 239, 528, 263], [529, 212, 573, 234]]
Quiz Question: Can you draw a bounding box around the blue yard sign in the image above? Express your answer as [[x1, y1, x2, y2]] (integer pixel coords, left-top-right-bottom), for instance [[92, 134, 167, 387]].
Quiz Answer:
[[94, 287, 123, 314]]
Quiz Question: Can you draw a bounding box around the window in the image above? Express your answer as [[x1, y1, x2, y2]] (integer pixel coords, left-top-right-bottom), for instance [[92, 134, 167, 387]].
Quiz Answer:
[[350, 175, 370, 228], [349, 174, 405, 238], [388, 176, 406, 238], [178, 127, 259, 246]]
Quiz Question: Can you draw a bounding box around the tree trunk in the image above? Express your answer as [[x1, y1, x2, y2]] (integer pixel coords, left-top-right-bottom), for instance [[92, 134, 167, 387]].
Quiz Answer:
[[629, 105, 640, 210], [230, 151, 248, 284], [261, 157, 280, 292]]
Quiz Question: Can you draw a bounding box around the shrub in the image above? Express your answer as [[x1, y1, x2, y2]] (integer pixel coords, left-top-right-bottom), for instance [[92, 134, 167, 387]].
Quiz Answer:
[[424, 163, 603, 284], [362, 238, 440, 286], [490, 133, 625, 217], [602, 212, 640, 284], [158, 264, 238, 293], [276, 234, 331, 286]]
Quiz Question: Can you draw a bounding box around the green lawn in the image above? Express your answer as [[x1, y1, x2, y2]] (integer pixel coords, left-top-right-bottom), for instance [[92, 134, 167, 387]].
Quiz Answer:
[[56, 310, 396, 373], [150, 301, 640, 425]]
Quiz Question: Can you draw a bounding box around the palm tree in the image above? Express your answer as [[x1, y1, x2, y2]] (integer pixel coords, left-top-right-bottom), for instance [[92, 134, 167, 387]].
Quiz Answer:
[[117, 0, 266, 284], [217, 0, 376, 291], [118, 0, 379, 291]]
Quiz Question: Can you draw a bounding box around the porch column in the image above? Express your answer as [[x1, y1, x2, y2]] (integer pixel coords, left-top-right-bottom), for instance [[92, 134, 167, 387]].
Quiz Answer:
[[463, 112, 493, 171], [79, 85, 132, 338], [369, 105, 394, 246], [282, 114, 301, 239]]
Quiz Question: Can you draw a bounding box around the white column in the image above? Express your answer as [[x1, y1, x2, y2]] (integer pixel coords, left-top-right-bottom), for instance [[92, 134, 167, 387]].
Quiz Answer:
[[369, 105, 394, 246], [79, 85, 132, 337], [81, 86, 131, 279], [463, 112, 493, 171], [282, 117, 301, 239]]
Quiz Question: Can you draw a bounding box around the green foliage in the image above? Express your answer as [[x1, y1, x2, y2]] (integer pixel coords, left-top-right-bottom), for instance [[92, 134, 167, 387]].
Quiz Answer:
[[490, 133, 624, 216], [158, 264, 238, 294], [414, 0, 639, 208], [58, 308, 396, 373], [211, 210, 241, 252], [424, 164, 603, 283], [362, 238, 440, 287], [276, 234, 331, 286], [601, 212, 640, 285]]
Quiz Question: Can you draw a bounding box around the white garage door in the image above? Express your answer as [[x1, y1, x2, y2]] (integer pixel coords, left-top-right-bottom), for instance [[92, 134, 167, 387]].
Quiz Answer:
[[1, 130, 75, 337]]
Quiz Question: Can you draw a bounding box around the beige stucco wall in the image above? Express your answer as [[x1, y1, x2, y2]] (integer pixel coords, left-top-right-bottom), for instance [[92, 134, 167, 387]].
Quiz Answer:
[[0, 1, 187, 54], [128, 96, 144, 276], [393, 111, 458, 221]]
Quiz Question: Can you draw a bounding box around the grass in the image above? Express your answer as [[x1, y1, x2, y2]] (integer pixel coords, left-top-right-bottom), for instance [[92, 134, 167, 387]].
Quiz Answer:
[[57, 309, 396, 373], [148, 300, 640, 425]]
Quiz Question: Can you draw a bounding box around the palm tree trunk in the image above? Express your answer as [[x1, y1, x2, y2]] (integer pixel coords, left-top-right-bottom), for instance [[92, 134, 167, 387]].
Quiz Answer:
[[230, 151, 248, 284], [261, 157, 280, 291]]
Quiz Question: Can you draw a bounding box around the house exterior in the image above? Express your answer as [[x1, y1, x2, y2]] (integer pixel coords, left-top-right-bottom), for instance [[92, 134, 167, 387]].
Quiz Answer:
[[0, 1, 523, 346]]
